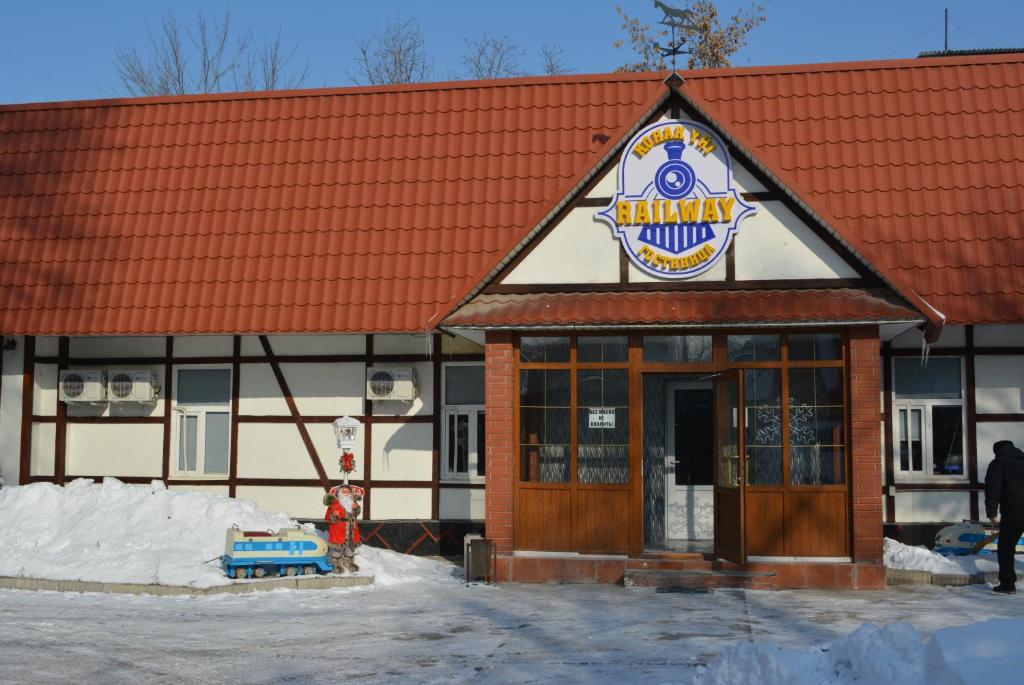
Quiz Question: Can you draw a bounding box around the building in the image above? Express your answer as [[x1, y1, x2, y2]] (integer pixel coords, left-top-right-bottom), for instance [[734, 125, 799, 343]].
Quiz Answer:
[[1, 52, 1021, 588]]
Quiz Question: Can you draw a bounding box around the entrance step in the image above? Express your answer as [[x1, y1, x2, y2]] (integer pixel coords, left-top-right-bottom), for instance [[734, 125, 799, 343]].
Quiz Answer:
[[623, 568, 776, 591]]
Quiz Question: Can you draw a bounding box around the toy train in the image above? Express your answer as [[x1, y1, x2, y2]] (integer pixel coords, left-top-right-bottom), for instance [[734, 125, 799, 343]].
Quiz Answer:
[[934, 522, 1024, 556], [222, 527, 334, 579]]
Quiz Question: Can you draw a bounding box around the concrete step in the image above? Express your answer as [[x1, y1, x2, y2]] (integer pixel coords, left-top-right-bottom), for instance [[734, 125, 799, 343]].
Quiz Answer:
[[624, 568, 776, 591]]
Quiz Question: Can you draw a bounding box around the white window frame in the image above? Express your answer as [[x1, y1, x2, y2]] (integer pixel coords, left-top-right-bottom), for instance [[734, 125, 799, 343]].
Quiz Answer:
[[171, 364, 233, 479], [441, 362, 485, 483], [891, 357, 967, 482]]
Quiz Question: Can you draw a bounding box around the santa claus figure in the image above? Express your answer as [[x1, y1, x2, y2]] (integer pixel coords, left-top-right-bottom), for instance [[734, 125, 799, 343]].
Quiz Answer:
[[324, 485, 361, 573]]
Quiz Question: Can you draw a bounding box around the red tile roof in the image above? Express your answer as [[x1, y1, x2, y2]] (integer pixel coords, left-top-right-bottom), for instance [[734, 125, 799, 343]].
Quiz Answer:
[[0, 74, 664, 335], [683, 54, 1024, 325], [443, 289, 921, 328], [0, 53, 1021, 335]]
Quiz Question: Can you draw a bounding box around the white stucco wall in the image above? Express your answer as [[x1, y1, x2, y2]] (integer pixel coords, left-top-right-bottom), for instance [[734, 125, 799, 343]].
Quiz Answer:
[[373, 334, 428, 356], [65, 423, 162, 477], [33, 363, 58, 417], [29, 423, 55, 477], [974, 324, 1024, 347], [733, 200, 858, 280], [235, 423, 322, 480], [173, 336, 233, 357], [439, 487, 485, 520], [370, 422, 433, 481], [0, 338, 25, 485], [282, 362, 363, 416], [890, 325, 966, 349], [503, 207, 621, 284], [371, 487, 432, 519], [69, 337, 166, 358], [238, 363, 289, 415], [235, 485, 328, 520], [894, 490, 972, 523], [975, 356, 1024, 415]]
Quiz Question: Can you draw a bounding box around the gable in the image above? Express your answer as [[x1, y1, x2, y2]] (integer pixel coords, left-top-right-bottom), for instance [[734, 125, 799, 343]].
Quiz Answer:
[[498, 116, 860, 289]]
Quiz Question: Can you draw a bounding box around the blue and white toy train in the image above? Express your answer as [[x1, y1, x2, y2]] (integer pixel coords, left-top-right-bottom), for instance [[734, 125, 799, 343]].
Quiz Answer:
[[934, 522, 1024, 556], [222, 527, 334, 579]]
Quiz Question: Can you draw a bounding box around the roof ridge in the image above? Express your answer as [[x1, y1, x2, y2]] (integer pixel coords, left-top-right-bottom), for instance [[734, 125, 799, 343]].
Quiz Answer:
[[683, 50, 1024, 80], [5, 49, 1022, 114], [0, 70, 667, 113]]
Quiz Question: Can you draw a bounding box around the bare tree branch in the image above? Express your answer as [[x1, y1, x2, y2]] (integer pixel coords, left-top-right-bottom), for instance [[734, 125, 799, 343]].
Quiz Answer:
[[461, 32, 524, 80], [351, 16, 433, 85], [539, 44, 572, 76], [114, 9, 309, 95]]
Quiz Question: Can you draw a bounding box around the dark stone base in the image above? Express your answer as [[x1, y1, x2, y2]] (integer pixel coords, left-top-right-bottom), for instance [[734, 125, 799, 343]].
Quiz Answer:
[[884, 522, 950, 549], [302, 519, 485, 556]]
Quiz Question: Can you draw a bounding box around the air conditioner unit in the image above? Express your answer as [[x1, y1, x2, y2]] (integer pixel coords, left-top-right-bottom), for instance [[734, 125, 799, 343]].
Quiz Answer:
[[59, 370, 106, 403], [366, 367, 417, 401], [106, 370, 160, 402]]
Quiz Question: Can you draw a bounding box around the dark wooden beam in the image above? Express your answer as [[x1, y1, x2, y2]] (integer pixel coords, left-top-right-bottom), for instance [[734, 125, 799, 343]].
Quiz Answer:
[[431, 333, 442, 520], [485, 278, 871, 295], [229, 336, 241, 497], [975, 414, 1024, 422], [965, 325, 980, 519], [258, 336, 330, 492], [161, 336, 173, 484], [363, 335, 374, 519], [882, 342, 896, 522]]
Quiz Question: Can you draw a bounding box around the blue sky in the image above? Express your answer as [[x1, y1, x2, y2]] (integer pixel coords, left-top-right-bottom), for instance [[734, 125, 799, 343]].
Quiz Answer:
[[1, 0, 1022, 104]]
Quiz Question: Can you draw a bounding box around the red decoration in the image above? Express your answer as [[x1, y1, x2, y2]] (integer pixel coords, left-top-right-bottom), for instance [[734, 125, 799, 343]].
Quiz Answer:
[[341, 451, 356, 474]]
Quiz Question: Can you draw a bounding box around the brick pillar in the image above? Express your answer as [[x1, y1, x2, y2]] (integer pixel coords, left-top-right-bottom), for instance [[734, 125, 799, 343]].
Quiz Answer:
[[850, 326, 883, 564], [485, 331, 515, 553]]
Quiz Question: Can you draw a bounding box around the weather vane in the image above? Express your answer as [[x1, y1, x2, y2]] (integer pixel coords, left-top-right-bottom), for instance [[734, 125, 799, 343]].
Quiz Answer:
[[654, 0, 699, 71]]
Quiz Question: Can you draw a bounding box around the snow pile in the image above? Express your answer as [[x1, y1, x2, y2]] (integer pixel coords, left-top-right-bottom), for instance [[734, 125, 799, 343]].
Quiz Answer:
[[356, 545, 459, 587], [0, 478, 294, 587], [0, 479, 458, 588], [696, 619, 1024, 685], [884, 537, 965, 575]]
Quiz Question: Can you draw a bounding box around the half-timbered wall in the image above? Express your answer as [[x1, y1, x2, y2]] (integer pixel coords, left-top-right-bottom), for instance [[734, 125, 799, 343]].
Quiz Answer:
[[880, 324, 1024, 523], [4, 333, 485, 522], [498, 117, 859, 290]]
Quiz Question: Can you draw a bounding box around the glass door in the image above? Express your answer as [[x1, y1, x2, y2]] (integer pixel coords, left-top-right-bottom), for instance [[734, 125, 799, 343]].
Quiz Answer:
[[713, 370, 746, 563]]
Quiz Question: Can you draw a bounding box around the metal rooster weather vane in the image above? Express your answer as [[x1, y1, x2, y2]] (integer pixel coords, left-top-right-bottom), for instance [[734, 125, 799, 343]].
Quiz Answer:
[[653, 0, 699, 71]]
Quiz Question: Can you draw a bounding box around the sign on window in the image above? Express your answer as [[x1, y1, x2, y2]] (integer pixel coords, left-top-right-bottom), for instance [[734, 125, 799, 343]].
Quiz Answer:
[[588, 408, 616, 429]]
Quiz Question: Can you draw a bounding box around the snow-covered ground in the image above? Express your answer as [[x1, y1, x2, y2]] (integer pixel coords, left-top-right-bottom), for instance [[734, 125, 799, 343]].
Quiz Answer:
[[885, 537, 1024, 577], [1, 583, 1022, 684], [0, 479, 456, 587], [2, 482, 1023, 683]]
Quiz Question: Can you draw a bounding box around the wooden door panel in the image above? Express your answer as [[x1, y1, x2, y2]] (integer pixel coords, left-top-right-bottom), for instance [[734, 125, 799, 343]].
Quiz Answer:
[[516, 488, 572, 551], [574, 489, 630, 553], [784, 491, 848, 557], [714, 487, 742, 557], [745, 491, 785, 557]]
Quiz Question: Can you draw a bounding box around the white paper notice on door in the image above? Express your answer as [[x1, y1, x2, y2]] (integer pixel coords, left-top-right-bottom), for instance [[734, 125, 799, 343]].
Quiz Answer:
[[588, 408, 616, 429]]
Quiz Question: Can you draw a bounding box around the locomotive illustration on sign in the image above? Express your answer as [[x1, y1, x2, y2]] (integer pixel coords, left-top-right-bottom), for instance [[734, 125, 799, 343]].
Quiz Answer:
[[596, 119, 756, 279]]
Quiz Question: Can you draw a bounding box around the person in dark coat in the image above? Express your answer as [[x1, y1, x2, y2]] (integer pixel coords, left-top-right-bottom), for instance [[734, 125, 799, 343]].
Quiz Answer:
[[985, 440, 1024, 594]]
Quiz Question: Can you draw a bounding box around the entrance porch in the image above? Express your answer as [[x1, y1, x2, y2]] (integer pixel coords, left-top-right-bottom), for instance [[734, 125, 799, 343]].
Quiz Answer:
[[482, 326, 885, 589]]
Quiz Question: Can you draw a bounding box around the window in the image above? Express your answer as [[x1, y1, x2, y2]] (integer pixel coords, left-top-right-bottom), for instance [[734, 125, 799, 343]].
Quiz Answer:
[[173, 367, 231, 477], [442, 364, 485, 481], [520, 369, 571, 483], [893, 357, 965, 479], [643, 335, 712, 363], [576, 369, 629, 484]]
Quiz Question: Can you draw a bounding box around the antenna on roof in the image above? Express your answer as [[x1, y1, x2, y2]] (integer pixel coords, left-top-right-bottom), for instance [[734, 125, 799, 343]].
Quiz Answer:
[[653, 0, 698, 72], [944, 8, 949, 52]]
